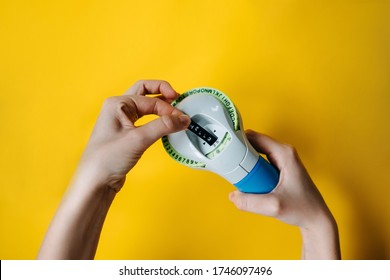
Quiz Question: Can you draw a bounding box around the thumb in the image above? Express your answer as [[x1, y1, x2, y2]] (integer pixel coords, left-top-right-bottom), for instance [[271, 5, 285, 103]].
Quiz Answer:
[[229, 190, 280, 217], [132, 114, 191, 150]]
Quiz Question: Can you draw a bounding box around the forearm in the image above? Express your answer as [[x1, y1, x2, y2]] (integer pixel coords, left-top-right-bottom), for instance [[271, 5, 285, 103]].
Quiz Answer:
[[299, 213, 341, 260], [37, 176, 116, 260]]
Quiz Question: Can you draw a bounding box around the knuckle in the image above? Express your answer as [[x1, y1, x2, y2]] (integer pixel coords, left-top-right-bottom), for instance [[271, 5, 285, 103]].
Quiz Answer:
[[236, 196, 248, 211], [116, 100, 128, 113], [134, 80, 145, 87], [102, 97, 135, 119], [283, 144, 298, 159], [102, 96, 120, 108], [268, 196, 283, 217], [125, 80, 145, 96]]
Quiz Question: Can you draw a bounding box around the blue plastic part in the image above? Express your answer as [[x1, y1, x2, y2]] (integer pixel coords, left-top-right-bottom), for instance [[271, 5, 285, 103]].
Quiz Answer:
[[234, 157, 279, 194]]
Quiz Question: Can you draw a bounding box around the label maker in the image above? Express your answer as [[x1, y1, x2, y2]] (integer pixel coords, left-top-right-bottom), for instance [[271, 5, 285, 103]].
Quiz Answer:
[[162, 87, 279, 194]]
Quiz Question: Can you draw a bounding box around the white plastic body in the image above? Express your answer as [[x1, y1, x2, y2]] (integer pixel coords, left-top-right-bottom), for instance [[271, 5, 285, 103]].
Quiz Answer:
[[167, 94, 259, 184]]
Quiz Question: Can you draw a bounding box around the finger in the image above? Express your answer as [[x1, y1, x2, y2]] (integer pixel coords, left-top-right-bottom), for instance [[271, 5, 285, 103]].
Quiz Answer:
[[129, 95, 184, 118], [246, 130, 282, 154], [245, 130, 287, 169], [130, 114, 191, 150], [156, 94, 178, 104], [124, 80, 179, 100], [229, 191, 280, 217]]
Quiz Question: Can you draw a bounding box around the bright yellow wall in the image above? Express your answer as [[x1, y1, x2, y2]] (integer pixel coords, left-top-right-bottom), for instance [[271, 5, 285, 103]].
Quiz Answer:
[[0, 0, 389, 259]]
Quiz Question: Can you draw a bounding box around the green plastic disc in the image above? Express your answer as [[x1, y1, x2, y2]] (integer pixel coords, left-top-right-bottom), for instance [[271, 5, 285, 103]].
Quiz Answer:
[[162, 87, 239, 168]]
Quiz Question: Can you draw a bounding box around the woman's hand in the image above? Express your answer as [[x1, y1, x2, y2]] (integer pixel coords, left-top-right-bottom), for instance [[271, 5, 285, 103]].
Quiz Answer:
[[38, 80, 190, 259], [229, 130, 341, 259], [77, 80, 191, 192]]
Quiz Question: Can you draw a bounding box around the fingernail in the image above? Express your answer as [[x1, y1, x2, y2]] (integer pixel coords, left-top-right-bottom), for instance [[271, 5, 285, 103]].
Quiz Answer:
[[228, 192, 235, 202], [179, 115, 191, 127]]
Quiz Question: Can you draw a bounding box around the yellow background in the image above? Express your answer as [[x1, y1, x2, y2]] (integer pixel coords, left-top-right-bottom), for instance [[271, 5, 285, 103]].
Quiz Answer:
[[0, 0, 389, 259]]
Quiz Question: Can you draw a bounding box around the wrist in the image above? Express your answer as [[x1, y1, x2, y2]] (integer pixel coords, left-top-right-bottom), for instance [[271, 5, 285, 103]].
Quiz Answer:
[[38, 168, 117, 259], [66, 172, 118, 215], [73, 154, 126, 193], [299, 211, 341, 259]]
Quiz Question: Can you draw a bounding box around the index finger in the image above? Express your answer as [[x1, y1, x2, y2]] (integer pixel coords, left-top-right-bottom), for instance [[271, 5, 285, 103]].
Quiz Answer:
[[124, 80, 179, 101], [246, 130, 302, 171], [126, 95, 184, 119], [245, 130, 286, 170]]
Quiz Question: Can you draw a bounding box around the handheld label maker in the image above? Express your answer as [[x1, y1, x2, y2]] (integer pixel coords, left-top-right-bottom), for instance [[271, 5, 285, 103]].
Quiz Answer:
[[162, 87, 279, 194]]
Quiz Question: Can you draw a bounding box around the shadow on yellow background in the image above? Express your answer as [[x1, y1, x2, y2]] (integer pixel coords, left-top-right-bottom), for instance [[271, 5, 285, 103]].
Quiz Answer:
[[0, 1, 389, 259]]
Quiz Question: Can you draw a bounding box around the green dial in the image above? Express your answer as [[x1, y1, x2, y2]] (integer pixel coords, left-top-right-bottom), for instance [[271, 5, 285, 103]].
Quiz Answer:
[[162, 87, 239, 168]]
